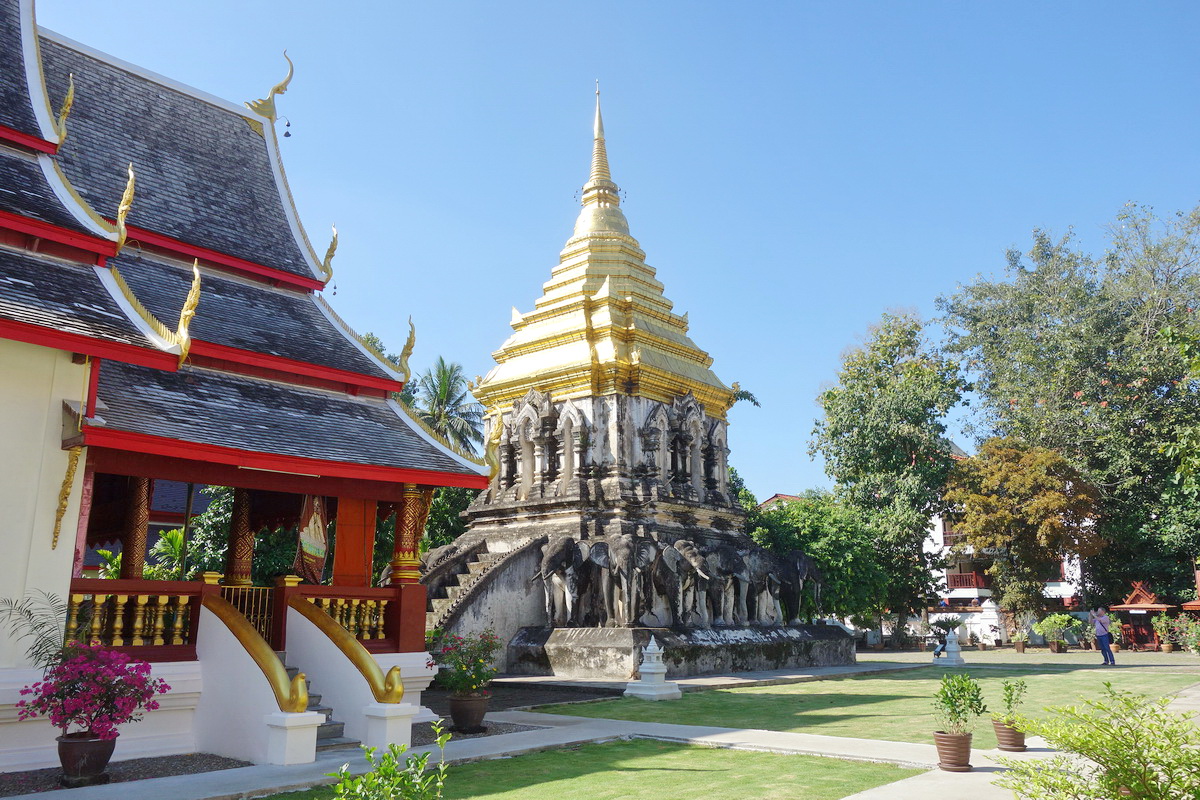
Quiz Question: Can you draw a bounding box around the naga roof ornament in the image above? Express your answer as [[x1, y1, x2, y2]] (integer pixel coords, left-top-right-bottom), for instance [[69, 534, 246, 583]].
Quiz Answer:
[[245, 51, 293, 122], [54, 73, 74, 144], [114, 162, 135, 252], [320, 225, 337, 280]]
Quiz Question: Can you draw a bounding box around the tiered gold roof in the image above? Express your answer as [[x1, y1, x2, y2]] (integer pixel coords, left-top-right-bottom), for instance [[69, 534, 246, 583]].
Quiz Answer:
[[475, 90, 735, 420]]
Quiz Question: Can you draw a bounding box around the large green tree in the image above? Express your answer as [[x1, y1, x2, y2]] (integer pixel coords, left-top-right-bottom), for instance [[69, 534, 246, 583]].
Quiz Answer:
[[749, 491, 888, 620], [939, 204, 1200, 601], [944, 437, 1104, 615], [810, 312, 968, 615], [409, 356, 484, 454]]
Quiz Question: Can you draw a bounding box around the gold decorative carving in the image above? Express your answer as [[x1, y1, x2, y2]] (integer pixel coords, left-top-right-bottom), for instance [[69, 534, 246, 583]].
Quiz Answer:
[[201, 594, 308, 713], [396, 317, 416, 383], [120, 477, 150, 579], [288, 596, 404, 703], [51, 446, 82, 549], [175, 260, 202, 365], [245, 51, 294, 121], [223, 488, 253, 586], [391, 484, 433, 584], [55, 73, 75, 144], [484, 417, 503, 481], [114, 163, 135, 253], [320, 225, 337, 280]]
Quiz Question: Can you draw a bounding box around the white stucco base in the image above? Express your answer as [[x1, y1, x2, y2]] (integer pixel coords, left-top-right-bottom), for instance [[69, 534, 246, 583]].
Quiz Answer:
[[362, 702, 419, 749], [0, 661, 201, 771], [264, 710, 324, 765]]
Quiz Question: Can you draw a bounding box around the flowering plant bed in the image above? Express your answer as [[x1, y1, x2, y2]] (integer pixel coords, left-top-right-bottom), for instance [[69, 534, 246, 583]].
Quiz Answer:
[[427, 629, 503, 697], [17, 642, 170, 738]]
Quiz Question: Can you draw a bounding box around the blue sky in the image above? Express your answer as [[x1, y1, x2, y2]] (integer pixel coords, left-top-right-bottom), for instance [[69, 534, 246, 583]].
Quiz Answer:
[[37, 1, 1200, 499]]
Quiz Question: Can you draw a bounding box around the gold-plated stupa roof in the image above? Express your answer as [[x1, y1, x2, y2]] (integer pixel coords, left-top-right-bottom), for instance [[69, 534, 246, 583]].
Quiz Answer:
[[475, 89, 735, 420]]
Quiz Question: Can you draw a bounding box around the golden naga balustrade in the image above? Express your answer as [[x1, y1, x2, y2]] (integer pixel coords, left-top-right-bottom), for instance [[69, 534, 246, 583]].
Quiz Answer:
[[310, 596, 390, 641], [66, 580, 197, 652], [288, 596, 404, 704]]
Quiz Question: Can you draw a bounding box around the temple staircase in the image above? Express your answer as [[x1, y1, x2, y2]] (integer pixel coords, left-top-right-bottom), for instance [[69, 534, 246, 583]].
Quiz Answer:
[[278, 652, 360, 752], [425, 537, 545, 632]]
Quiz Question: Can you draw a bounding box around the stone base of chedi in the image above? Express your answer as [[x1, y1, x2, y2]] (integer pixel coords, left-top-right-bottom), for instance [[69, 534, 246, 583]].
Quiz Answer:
[[507, 625, 854, 680]]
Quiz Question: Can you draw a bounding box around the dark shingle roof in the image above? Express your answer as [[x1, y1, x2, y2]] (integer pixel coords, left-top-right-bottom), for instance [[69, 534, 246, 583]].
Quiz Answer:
[[0, 247, 148, 345], [110, 253, 394, 380], [39, 35, 319, 279], [97, 361, 479, 475], [0, 0, 44, 139], [0, 150, 94, 234]]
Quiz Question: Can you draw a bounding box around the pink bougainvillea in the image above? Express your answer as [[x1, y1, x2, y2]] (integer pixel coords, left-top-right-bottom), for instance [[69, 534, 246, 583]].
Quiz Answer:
[[16, 642, 170, 739]]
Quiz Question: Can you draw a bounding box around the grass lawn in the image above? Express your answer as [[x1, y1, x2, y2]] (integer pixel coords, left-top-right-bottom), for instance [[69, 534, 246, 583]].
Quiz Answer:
[[268, 739, 920, 800], [538, 666, 1200, 750]]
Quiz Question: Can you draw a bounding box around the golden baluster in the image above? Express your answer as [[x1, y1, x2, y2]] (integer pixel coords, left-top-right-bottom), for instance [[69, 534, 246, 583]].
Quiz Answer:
[[334, 598, 347, 629], [110, 595, 128, 646], [363, 600, 377, 638], [376, 600, 389, 639], [66, 594, 84, 643], [89, 594, 106, 644], [171, 596, 190, 645], [131, 595, 148, 646], [349, 599, 362, 638], [151, 595, 167, 645]]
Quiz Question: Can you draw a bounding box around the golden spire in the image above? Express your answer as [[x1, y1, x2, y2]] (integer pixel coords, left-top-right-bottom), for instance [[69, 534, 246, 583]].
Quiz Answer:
[[114, 163, 135, 252], [574, 83, 629, 237]]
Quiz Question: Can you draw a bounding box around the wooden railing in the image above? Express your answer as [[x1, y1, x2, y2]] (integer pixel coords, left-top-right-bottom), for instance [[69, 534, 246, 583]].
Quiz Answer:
[[947, 572, 990, 589], [273, 583, 422, 654], [67, 578, 207, 661]]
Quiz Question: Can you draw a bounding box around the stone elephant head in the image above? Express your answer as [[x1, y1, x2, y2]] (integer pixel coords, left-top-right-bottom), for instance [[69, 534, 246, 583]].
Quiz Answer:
[[533, 536, 585, 627], [702, 544, 749, 626], [651, 539, 711, 628], [778, 549, 824, 624], [583, 533, 658, 627]]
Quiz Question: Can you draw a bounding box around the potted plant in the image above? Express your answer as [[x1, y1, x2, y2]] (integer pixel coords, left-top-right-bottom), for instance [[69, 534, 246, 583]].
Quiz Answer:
[[1033, 613, 1074, 653], [1109, 624, 1122, 653], [16, 642, 169, 786], [1152, 613, 1174, 653], [992, 678, 1027, 751], [428, 629, 503, 732], [932, 673, 987, 771], [1011, 629, 1029, 654], [1078, 623, 1095, 650]]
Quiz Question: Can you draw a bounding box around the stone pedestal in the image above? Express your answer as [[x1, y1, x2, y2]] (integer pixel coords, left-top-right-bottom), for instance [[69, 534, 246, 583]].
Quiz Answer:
[[362, 702, 420, 749], [624, 637, 682, 700], [937, 629, 966, 667], [262, 711, 324, 765], [508, 624, 854, 679]]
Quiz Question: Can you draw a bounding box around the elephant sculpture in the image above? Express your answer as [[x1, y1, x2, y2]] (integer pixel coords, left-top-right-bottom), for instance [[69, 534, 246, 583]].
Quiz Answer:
[[702, 544, 749, 626], [651, 539, 710, 627], [742, 548, 785, 625], [776, 549, 824, 624], [582, 532, 658, 627], [532, 536, 584, 627]]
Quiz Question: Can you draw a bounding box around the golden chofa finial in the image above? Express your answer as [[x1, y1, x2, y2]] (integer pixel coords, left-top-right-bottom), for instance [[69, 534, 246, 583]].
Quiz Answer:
[[176, 260, 202, 366], [246, 51, 294, 121], [114, 163, 135, 252], [55, 73, 75, 144], [484, 416, 504, 481], [397, 317, 416, 383], [320, 225, 337, 280]]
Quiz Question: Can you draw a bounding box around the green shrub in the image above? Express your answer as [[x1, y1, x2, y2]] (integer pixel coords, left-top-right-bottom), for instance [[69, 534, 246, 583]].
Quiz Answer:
[[997, 686, 1200, 799], [1032, 613, 1076, 643], [994, 678, 1027, 725], [932, 673, 987, 735], [328, 723, 451, 800]]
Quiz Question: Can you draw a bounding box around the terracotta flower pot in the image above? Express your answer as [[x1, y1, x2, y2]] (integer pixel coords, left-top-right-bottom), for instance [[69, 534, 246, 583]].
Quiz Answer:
[[1048, 641, 1066, 654], [1162, 643, 1175, 653], [1111, 643, 1121, 653], [933, 731, 973, 772], [1013, 642, 1026, 654], [448, 693, 489, 732], [992, 720, 1026, 752], [57, 733, 117, 788]]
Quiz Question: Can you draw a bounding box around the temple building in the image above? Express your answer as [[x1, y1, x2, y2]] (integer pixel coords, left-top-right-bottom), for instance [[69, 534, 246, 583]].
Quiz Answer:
[[0, 0, 487, 769]]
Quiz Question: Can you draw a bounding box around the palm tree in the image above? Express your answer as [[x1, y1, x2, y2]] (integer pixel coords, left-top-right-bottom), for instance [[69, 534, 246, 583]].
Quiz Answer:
[[411, 356, 484, 454]]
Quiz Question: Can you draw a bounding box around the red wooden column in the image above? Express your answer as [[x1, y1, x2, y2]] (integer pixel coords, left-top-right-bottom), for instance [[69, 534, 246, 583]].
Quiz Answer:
[[222, 488, 253, 586], [391, 484, 433, 652], [119, 476, 150, 579], [332, 497, 377, 587]]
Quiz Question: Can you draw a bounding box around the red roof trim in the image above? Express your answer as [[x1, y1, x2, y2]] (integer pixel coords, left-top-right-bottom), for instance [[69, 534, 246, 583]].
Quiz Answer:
[[80, 426, 489, 490], [188, 340, 403, 393], [0, 317, 177, 369], [0, 208, 116, 258], [115, 224, 325, 291], [0, 123, 57, 154]]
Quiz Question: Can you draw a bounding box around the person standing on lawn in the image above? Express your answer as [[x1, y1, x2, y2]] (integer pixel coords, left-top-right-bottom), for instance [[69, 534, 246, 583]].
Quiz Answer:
[[1089, 606, 1116, 666]]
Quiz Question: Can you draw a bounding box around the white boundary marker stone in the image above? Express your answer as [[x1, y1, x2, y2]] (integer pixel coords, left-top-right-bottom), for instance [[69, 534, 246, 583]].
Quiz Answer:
[[624, 636, 682, 701]]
